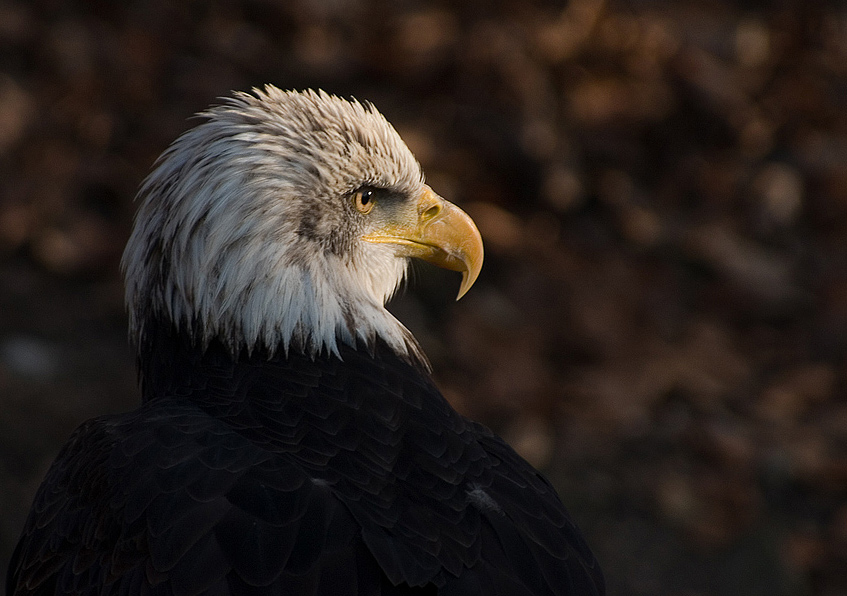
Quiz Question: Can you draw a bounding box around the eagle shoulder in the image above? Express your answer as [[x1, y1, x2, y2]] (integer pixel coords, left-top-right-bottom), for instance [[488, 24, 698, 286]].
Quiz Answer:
[[7, 401, 381, 595]]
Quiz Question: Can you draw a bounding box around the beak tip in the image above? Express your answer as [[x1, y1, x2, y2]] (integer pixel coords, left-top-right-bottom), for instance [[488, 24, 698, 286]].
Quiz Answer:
[[455, 265, 481, 301]]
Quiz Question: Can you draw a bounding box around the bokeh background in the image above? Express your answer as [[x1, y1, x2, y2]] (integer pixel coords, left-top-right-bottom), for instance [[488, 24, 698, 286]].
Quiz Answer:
[[2, 1, 847, 594]]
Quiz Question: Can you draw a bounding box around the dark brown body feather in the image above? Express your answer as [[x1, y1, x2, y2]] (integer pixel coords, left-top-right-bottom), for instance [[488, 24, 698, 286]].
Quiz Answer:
[[7, 321, 604, 595]]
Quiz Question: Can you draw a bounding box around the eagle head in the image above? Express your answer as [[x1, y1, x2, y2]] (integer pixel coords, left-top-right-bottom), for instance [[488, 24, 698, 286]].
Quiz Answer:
[[121, 87, 483, 361]]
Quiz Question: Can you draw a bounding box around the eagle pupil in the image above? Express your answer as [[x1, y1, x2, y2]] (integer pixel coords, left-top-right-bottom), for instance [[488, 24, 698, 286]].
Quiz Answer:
[[354, 189, 375, 214]]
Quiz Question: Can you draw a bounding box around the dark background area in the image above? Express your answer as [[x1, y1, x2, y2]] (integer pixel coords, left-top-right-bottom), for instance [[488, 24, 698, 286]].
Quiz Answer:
[[1, 1, 847, 594]]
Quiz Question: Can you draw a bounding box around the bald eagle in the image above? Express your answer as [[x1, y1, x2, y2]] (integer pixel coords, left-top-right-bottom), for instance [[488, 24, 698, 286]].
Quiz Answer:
[[7, 87, 604, 596]]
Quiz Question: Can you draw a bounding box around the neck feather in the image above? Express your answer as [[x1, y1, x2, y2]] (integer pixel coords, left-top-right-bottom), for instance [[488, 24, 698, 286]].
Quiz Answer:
[[136, 316, 429, 403], [124, 211, 427, 366]]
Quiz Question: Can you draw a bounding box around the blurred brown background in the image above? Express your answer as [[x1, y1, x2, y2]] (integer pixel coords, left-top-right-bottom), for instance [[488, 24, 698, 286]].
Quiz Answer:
[[1, 0, 846, 594]]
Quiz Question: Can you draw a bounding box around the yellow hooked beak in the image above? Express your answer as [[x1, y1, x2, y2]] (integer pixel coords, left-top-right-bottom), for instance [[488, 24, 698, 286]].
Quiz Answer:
[[362, 186, 484, 299]]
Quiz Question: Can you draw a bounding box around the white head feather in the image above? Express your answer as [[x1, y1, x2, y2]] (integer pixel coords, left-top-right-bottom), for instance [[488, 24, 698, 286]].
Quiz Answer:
[[122, 87, 426, 359]]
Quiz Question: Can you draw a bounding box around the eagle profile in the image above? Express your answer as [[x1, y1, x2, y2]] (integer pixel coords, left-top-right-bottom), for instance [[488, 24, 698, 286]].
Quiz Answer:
[[7, 87, 605, 595]]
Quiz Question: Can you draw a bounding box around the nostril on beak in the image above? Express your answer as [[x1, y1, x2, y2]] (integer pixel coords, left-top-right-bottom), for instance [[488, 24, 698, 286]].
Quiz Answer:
[[421, 203, 442, 222]]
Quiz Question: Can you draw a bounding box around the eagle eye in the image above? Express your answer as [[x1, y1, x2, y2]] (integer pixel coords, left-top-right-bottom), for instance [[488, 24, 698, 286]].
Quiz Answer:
[[353, 189, 375, 214]]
